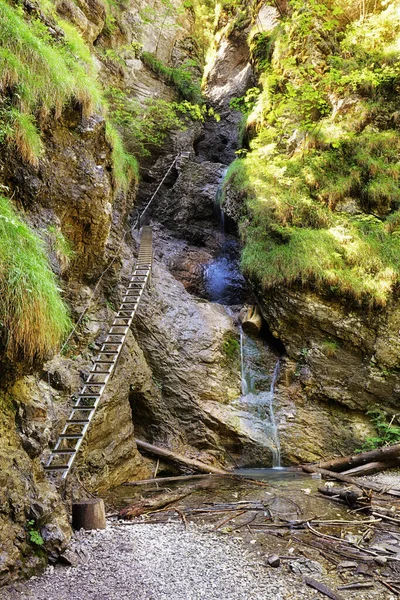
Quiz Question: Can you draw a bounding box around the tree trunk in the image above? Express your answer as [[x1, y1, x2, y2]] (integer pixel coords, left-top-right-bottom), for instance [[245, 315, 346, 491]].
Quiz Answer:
[[72, 498, 106, 530], [305, 443, 400, 473], [135, 439, 229, 475], [302, 465, 400, 496], [341, 461, 387, 476]]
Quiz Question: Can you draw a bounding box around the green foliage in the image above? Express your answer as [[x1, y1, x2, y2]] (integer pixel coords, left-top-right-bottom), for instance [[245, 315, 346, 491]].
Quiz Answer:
[[0, 0, 103, 163], [107, 87, 214, 159], [0, 195, 71, 362], [229, 88, 260, 115], [321, 339, 338, 357], [360, 409, 400, 451], [46, 225, 74, 271], [142, 52, 202, 103], [227, 0, 400, 307], [27, 520, 44, 546]]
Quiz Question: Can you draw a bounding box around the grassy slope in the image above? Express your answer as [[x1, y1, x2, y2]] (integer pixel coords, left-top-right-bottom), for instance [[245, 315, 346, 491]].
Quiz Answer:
[[225, 0, 400, 307], [0, 195, 71, 360], [0, 0, 141, 361]]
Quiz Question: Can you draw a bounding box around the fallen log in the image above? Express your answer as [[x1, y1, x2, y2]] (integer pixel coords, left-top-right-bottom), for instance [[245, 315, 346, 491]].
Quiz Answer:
[[318, 485, 369, 508], [135, 439, 229, 475], [341, 461, 387, 476], [307, 444, 400, 473], [302, 465, 400, 496], [123, 474, 218, 486], [241, 305, 263, 335], [119, 491, 190, 520]]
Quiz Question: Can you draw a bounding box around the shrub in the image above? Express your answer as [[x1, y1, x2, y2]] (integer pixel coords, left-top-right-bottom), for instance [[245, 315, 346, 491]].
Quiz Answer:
[[360, 409, 400, 451]]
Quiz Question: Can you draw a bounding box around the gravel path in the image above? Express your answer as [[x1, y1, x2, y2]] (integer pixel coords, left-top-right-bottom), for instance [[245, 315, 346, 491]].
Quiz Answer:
[[3, 522, 318, 600]]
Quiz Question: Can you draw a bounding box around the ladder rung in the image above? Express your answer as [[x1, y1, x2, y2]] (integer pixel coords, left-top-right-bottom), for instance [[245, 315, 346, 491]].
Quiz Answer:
[[52, 449, 76, 454], [44, 465, 69, 471], [93, 360, 116, 364], [78, 393, 101, 398], [59, 434, 82, 439], [72, 407, 95, 411], [66, 418, 90, 424], [89, 370, 112, 375]]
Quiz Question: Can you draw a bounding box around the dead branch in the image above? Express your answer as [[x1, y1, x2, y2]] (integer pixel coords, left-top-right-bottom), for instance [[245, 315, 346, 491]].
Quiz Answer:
[[306, 444, 400, 473], [304, 576, 344, 600], [303, 465, 400, 496], [135, 439, 229, 475], [118, 491, 190, 520]]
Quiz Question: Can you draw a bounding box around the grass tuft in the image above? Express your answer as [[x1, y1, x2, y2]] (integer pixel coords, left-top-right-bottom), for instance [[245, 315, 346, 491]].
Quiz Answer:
[[0, 195, 71, 361], [106, 123, 139, 191], [0, 0, 103, 163]]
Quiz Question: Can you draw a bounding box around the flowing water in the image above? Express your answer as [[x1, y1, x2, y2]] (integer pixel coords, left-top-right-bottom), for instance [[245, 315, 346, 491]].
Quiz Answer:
[[237, 326, 282, 467], [204, 173, 283, 467]]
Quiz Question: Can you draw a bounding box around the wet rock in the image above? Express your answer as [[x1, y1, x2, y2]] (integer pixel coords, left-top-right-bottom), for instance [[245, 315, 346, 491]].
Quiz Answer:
[[267, 554, 281, 568], [155, 159, 227, 242], [289, 558, 326, 575]]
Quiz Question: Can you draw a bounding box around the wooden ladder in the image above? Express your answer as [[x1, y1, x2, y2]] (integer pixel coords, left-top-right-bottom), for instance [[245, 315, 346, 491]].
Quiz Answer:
[[44, 227, 153, 480]]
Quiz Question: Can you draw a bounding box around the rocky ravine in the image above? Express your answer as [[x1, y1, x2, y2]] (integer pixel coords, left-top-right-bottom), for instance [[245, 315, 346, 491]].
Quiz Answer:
[[1, 0, 397, 586]]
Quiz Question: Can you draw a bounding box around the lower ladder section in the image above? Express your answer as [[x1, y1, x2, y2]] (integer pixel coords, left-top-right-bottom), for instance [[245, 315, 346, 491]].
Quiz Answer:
[[44, 227, 153, 479]]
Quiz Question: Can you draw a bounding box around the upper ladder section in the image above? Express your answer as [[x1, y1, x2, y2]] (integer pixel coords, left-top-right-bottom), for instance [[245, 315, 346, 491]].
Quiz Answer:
[[44, 227, 153, 480]]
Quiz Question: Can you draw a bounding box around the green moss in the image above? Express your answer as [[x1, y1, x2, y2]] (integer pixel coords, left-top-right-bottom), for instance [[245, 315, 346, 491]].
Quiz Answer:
[[142, 52, 202, 103], [0, 195, 71, 362], [221, 334, 240, 362]]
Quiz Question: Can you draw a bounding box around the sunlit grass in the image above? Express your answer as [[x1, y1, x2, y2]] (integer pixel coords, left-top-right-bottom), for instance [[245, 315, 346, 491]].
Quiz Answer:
[[0, 195, 71, 361]]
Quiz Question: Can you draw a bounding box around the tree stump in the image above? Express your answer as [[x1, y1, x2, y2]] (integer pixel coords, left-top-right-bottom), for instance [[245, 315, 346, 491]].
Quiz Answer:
[[241, 305, 263, 335], [72, 498, 106, 530]]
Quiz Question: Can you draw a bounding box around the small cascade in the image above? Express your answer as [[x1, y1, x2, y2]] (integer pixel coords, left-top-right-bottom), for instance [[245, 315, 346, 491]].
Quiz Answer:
[[235, 328, 282, 468], [203, 169, 248, 305], [268, 358, 281, 468]]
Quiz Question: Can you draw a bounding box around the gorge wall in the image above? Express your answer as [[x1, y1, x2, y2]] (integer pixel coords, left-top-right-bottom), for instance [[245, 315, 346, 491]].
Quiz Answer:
[[1, 0, 400, 585]]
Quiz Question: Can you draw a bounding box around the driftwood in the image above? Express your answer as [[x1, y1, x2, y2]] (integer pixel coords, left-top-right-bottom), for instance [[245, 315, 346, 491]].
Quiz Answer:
[[122, 474, 218, 486], [342, 461, 388, 476], [119, 491, 190, 520], [309, 443, 400, 473], [304, 576, 344, 600], [303, 465, 400, 496], [318, 485, 368, 507], [135, 439, 229, 475]]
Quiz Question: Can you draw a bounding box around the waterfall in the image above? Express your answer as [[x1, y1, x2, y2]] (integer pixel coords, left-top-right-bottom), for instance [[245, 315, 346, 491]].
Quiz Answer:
[[268, 359, 281, 468], [237, 329, 282, 468]]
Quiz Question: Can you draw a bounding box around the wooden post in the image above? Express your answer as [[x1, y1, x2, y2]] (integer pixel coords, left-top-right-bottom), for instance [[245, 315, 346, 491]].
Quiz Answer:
[[241, 305, 263, 335], [72, 498, 106, 530]]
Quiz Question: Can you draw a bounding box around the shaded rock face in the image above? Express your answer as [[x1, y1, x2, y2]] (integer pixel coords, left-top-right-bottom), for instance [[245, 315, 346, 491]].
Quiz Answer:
[[260, 288, 400, 414], [128, 254, 293, 469]]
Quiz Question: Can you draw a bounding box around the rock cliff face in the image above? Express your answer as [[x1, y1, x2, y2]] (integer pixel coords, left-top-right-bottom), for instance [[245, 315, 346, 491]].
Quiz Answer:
[[0, 0, 200, 584]]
